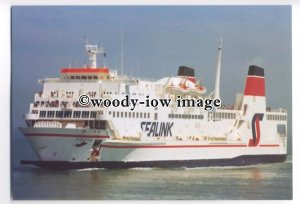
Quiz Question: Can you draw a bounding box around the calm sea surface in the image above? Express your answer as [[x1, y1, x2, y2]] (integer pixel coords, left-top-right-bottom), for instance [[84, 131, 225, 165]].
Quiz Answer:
[[12, 155, 292, 200]]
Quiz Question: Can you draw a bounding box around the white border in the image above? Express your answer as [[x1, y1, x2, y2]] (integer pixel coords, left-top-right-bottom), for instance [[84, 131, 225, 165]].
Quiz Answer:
[[6, 0, 296, 5], [1, 0, 298, 204], [0, 1, 11, 204], [292, 1, 300, 204]]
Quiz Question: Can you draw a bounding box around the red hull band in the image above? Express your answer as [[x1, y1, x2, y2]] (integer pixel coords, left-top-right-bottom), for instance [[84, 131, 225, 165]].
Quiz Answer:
[[25, 133, 109, 139], [101, 144, 278, 149]]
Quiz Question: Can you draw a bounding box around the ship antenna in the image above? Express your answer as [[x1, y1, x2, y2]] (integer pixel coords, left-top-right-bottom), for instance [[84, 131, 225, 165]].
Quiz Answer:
[[214, 38, 223, 99], [121, 26, 124, 75], [99, 39, 107, 67]]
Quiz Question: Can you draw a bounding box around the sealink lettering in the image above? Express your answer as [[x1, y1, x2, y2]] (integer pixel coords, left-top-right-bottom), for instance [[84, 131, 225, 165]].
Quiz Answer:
[[141, 121, 174, 137]]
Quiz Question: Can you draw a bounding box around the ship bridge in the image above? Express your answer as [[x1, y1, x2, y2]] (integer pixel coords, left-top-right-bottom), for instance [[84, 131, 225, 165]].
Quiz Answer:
[[60, 43, 116, 81], [60, 67, 110, 81]]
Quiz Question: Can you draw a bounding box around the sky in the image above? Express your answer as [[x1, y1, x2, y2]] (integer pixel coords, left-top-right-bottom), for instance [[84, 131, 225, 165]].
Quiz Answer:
[[11, 6, 292, 158]]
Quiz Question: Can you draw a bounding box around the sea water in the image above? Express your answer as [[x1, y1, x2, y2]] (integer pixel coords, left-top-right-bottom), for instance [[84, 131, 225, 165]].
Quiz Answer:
[[11, 149, 292, 200]]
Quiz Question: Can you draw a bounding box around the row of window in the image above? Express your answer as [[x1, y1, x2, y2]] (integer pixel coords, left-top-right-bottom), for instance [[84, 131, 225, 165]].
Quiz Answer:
[[50, 91, 95, 98], [37, 110, 288, 122], [39, 110, 97, 119], [209, 112, 236, 120], [109, 111, 151, 119], [267, 114, 287, 121], [169, 114, 204, 120], [102, 92, 142, 95], [64, 75, 109, 80], [84, 120, 106, 129]]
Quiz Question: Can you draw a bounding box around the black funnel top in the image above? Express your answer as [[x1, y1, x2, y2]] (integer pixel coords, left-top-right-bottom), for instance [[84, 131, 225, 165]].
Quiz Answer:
[[248, 65, 264, 77], [177, 66, 195, 77]]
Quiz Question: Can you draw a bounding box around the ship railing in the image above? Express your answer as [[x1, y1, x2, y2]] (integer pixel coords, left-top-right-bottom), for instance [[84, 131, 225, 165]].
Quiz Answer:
[[114, 75, 158, 83], [219, 104, 241, 110], [39, 78, 61, 83], [136, 77, 158, 82]]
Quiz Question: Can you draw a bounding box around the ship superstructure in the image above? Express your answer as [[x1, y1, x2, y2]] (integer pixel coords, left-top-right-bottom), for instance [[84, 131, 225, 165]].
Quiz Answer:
[[20, 41, 288, 169]]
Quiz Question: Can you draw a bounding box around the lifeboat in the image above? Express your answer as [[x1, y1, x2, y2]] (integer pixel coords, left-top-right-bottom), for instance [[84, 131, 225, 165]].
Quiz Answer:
[[166, 76, 206, 96]]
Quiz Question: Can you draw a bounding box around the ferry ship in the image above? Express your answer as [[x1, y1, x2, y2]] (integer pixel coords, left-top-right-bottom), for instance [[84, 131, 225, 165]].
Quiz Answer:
[[20, 40, 288, 170]]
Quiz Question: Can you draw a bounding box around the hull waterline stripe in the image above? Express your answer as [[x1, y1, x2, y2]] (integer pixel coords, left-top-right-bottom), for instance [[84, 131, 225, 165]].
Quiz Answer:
[[25, 133, 110, 139], [101, 144, 248, 148], [101, 144, 280, 149], [24, 133, 280, 147]]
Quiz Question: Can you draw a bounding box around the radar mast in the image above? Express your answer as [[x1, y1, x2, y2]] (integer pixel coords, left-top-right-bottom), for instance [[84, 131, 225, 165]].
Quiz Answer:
[[85, 44, 105, 68]]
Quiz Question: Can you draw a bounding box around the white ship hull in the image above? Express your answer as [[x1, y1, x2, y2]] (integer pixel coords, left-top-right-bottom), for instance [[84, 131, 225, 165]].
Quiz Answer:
[[100, 140, 285, 162], [20, 126, 287, 170], [20, 127, 110, 162]]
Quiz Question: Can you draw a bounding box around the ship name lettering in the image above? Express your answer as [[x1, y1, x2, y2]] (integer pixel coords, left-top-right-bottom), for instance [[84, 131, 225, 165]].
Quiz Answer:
[[141, 121, 174, 137]]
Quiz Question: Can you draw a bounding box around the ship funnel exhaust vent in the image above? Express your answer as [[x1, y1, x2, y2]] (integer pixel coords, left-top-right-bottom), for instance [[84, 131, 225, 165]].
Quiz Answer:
[[177, 66, 195, 77], [248, 65, 264, 77]]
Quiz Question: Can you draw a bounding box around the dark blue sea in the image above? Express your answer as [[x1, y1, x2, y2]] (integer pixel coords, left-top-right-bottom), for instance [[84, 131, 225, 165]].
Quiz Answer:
[[11, 137, 292, 200]]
